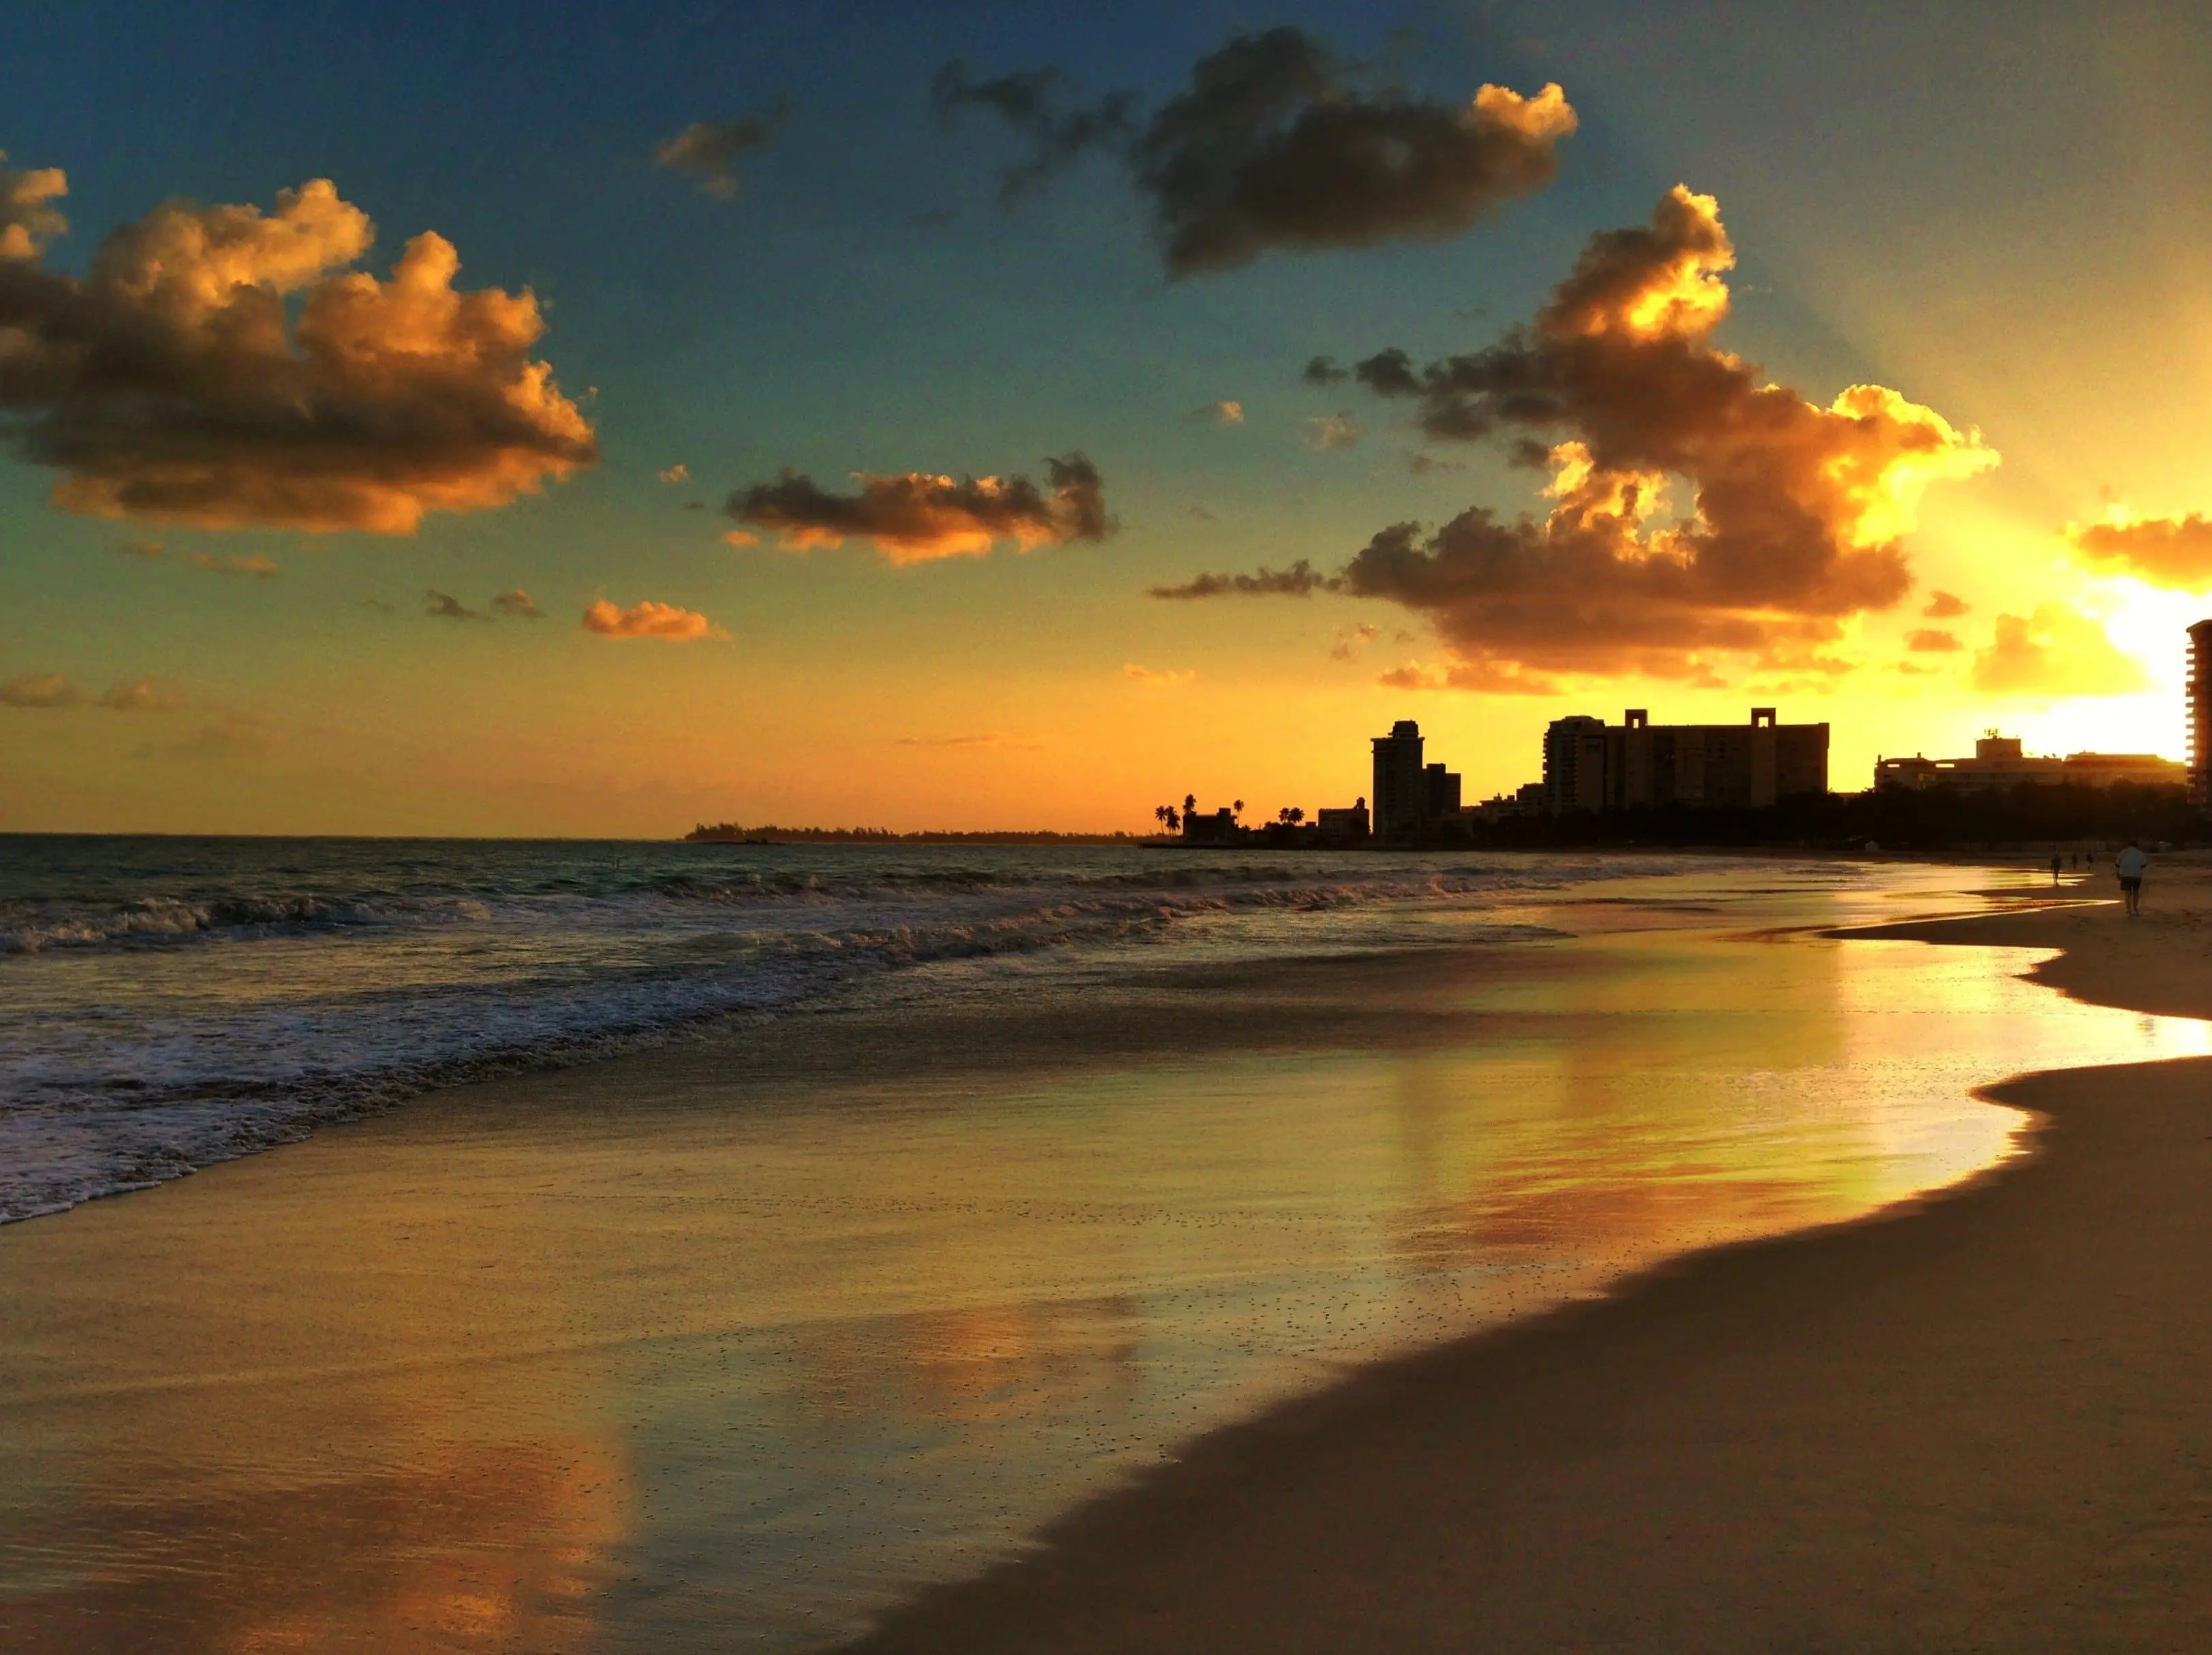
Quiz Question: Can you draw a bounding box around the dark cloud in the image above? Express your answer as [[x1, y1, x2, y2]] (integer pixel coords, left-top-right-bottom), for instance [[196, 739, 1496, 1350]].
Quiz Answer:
[[1922, 590, 1970, 618], [490, 588, 546, 619], [936, 28, 1575, 277], [0, 171, 597, 533], [1302, 355, 1350, 385], [727, 452, 1110, 564], [2071, 514, 2212, 589], [1147, 559, 1338, 599], [424, 589, 489, 622], [1905, 628, 1961, 652], [186, 552, 278, 578], [931, 65, 1138, 204], [653, 102, 791, 200]]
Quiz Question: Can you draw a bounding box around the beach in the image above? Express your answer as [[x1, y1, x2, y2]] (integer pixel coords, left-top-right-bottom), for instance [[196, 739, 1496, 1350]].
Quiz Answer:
[[855, 860, 2212, 1653], [1, 851, 2205, 1651]]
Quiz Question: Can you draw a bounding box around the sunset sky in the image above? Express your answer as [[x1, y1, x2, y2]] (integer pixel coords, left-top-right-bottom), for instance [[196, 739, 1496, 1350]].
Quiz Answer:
[[7, 0, 2212, 835]]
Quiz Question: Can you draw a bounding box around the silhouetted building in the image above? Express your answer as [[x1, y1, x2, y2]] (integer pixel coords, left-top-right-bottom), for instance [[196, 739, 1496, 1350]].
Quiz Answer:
[[2192, 620, 2212, 805], [1371, 721, 1466, 842], [1372, 720, 1427, 843], [1543, 708, 1828, 815], [1181, 806, 1241, 844], [1316, 802, 1371, 844], [1424, 762, 1462, 818], [1875, 735, 2185, 793]]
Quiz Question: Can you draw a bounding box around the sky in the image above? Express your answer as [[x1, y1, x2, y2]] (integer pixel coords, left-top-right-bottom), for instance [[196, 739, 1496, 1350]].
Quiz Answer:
[[5, 0, 2212, 836]]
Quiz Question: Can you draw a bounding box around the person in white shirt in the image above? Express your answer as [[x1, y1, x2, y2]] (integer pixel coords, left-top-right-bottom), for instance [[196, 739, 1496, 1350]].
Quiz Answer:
[[2115, 840, 2149, 915]]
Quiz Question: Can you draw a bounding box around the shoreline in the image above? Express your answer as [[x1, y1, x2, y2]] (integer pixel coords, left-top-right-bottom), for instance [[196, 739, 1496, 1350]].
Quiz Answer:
[[845, 869, 2212, 1652]]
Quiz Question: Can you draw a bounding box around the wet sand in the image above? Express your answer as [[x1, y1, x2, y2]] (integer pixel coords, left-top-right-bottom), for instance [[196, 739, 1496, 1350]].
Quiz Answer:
[[847, 862, 2212, 1652]]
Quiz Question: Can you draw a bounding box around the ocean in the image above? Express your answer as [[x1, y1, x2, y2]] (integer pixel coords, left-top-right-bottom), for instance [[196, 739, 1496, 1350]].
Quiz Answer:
[[3, 836, 1683, 1224]]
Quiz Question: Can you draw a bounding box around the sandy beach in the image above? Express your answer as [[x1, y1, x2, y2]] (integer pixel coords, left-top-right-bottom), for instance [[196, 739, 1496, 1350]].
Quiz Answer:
[[850, 860, 2212, 1652]]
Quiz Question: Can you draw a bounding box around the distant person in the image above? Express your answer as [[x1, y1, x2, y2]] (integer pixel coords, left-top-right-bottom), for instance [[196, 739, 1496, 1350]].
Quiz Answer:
[[2070, 852, 2079, 870], [2050, 853, 2063, 887], [2116, 840, 2149, 916]]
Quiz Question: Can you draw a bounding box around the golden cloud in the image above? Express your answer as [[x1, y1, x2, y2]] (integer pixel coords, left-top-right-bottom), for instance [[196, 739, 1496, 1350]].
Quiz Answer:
[[97, 677, 186, 710], [0, 672, 80, 708], [1163, 187, 1996, 684], [0, 170, 597, 533], [1922, 590, 1970, 618], [1970, 606, 2149, 697], [581, 599, 728, 641], [0, 153, 68, 261], [2071, 514, 2212, 589], [1124, 663, 1194, 684], [726, 453, 1110, 563], [1905, 629, 1961, 652]]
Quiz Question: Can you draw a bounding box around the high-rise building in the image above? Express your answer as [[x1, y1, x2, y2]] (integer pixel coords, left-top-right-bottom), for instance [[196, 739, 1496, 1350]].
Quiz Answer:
[[1541, 708, 1828, 815], [1371, 720, 1427, 843], [2190, 620, 2212, 805]]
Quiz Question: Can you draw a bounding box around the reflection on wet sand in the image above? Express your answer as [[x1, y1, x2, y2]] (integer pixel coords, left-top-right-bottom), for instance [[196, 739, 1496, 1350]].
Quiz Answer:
[[4, 866, 2202, 1652], [3, 1438, 621, 1655]]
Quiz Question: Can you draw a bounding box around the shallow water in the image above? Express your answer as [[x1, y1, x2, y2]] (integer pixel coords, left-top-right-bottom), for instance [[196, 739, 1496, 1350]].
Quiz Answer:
[[0, 858, 2197, 1653]]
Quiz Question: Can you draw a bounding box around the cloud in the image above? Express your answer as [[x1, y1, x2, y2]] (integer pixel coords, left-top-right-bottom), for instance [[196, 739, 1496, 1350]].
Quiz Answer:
[[653, 103, 790, 199], [581, 598, 728, 641], [490, 588, 545, 618], [658, 463, 690, 484], [0, 153, 67, 262], [1405, 452, 1464, 475], [1376, 659, 1560, 694], [1303, 355, 1350, 385], [0, 170, 596, 533], [1124, 662, 1194, 684], [937, 29, 1574, 277], [1, 671, 80, 707], [1330, 622, 1379, 660], [2071, 513, 2212, 588], [893, 731, 1042, 750], [1922, 590, 1969, 618], [1196, 185, 1995, 683], [726, 452, 1110, 563], [117, 539, 164, 558], [931, 65, 1140, 203], [424, 588, 489, 622], [1304, 413, 1360, 451], [1147, 558, 1337, 599], [1905, 628, 1961, 652], [722, 529, 760, 547], [1970, 606, 2149, 697], [187, 552, 279, 578], [97, 676, 185, 710], [1191, 400, 1244, 426]]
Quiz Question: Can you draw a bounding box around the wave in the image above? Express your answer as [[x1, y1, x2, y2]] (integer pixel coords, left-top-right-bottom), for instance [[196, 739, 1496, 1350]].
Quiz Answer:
[[0, 844, 1722, 1225]]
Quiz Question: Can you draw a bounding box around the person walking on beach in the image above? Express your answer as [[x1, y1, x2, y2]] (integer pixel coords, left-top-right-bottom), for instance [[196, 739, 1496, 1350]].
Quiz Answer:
[[2051, 853, 2063, 887], [2116, 840, 2148, 915]]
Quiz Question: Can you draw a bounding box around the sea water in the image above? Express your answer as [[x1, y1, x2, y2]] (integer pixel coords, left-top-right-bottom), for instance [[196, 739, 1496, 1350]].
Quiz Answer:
[[1, 836, 1704, 1222]]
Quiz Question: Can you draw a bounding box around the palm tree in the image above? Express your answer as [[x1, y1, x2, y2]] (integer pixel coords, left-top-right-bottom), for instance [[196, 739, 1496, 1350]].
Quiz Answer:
[[1232, 799, 1245, 821]]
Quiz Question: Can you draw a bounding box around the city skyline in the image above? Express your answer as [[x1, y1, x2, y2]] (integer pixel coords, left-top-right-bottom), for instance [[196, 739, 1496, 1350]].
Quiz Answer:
[[7, 3, 2212, 834]]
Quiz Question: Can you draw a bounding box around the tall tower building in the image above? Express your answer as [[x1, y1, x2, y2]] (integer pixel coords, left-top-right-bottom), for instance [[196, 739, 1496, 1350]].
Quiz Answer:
[[1371, 721, 1427, 844], [2189, 620, 2212, 805]]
